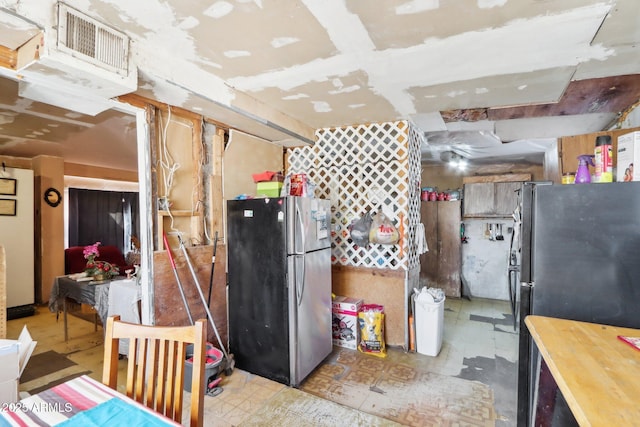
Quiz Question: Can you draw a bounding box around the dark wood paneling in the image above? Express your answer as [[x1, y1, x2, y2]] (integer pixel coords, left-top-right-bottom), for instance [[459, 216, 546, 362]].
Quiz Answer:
[[463, 183, 494, 216], [419, 202, 439, 283], [494, 182, 521, 215], [488, 75, 640, 121], [153, 244, 228, 348], [437, 201, 461, 298], [420, 201, 461, 298], [559, 126, 640, 176]]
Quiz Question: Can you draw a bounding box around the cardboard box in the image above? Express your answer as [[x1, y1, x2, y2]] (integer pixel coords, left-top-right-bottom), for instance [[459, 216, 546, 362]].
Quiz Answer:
[[256, 181, 283, 197], [332, 296, 363, 349], [0, 326, 37, 403], [617, 131, 640, 182]]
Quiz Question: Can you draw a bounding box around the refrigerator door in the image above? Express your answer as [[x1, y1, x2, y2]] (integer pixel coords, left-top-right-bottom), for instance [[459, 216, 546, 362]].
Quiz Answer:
[[227, 198, 291, 385], [531, 182, 640, 326], [288, 247, 332, 386], [518, 182, 640, 426], [287, 197, 331, 255]]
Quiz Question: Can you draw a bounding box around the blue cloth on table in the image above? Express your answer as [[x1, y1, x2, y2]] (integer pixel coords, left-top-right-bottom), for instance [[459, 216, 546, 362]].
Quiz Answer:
[[58, 397, 175, 426]]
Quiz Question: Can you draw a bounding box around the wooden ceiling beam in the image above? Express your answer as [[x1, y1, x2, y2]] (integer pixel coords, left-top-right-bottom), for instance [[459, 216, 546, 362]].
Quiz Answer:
[[0, 45, 17, 70]]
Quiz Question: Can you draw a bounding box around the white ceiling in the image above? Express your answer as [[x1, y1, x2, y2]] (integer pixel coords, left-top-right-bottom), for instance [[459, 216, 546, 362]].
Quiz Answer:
[[0, 0, 639, 171]]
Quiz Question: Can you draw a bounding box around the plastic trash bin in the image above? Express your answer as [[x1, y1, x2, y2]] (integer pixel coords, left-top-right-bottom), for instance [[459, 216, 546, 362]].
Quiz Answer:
[[413, 289, 445, 356]]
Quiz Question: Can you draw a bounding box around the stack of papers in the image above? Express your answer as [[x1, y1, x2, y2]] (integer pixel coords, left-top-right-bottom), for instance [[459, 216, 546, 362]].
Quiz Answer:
[[0, 325, 37, 376]]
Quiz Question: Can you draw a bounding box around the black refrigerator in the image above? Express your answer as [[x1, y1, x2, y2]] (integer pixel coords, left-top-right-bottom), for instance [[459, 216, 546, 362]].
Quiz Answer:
[[227, 196, 332, 387], [517, 181, 640, 426]]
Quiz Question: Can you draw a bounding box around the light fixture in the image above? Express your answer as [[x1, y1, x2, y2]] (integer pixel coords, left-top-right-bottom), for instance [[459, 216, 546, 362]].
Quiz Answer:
[[448, 153, 468, 171]]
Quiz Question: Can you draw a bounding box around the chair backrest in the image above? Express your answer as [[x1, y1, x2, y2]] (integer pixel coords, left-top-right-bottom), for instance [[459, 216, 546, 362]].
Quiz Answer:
[[102, 315, 206, 427]]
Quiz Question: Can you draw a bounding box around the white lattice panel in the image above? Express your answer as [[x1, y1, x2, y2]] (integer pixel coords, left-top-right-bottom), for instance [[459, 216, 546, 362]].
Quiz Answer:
[[289, 121, 415, 271], [406, 123, 425, 270]]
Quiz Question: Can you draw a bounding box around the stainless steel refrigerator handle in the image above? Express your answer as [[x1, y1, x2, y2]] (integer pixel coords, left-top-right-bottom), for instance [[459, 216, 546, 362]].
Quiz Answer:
[[297, 255, 305, 306], [295, 202, 305, 255]]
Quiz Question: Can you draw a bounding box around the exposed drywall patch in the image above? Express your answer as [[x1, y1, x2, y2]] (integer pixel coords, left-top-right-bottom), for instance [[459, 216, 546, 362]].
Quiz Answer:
[[203, 1, 234, 19], [243, 0, 264, 10], [478, 0, 507, 9], [518, 85, 527, 90], [349, 104, 366, 109], [105, 0, 202, 73], [329, 85, 360, 95], [147, 80, 190, 107], [224, 50, 251, 58], [447, 90, 467, 98], [271, 37, 299, 48], [231, 3, 612, 119], [283, 93, 309, 100], [395, 0, 440, 15], [302, 0, 375, 53], [178, 16, 199, 30], [329, 78, 360, 94], [312, 101, 331, 112], [476, 88, 489, 94]]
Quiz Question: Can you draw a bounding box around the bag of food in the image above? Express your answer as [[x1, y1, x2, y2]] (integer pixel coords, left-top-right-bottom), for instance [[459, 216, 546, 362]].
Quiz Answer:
[[369, 212, 399, 245], [289, 173, 307, 196], [349, 211, 373, 246], [357, 304, 387, 358]]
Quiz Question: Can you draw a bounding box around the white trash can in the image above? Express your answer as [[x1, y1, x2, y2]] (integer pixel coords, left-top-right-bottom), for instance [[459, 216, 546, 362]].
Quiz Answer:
[[413, 289, 445, 357]]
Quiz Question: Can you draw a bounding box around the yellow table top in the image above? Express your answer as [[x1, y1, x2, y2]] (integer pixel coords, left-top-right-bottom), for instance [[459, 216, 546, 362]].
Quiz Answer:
[[525, 315, 640, 427]]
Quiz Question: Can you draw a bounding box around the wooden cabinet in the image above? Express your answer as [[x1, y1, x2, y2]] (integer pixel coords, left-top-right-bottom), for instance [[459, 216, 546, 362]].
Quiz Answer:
[[463, 181, 522, 218], [419, 201, 461, 298], [559, 127, 640, 178]]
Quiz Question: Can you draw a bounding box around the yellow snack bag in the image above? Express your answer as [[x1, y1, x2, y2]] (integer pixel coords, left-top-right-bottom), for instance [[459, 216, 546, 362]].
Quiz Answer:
[[357, 304, 387, 358]]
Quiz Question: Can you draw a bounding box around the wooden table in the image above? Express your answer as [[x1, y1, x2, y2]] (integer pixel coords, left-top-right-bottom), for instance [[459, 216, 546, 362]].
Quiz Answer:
[[525, 315, 640, 426], [0, 375, 179, 426]]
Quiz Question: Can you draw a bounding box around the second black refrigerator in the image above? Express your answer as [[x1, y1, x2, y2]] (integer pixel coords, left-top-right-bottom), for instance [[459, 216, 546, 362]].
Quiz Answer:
[[517, 181, 640, 426]]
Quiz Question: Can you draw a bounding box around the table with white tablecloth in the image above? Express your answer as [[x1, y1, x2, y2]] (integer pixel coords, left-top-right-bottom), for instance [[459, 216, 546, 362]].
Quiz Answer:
[[106, 279, 141, 355], [48, 277, 141, 346]]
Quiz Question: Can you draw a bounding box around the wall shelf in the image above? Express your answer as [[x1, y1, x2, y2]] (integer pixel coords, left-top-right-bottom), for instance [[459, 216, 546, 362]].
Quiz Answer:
[[157, 210, 202, 248]]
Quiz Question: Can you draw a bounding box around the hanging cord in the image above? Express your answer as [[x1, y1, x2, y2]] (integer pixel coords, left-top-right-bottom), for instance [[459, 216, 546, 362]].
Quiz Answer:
[[200, 120, 213, 244], [190, 118, 204, 246]]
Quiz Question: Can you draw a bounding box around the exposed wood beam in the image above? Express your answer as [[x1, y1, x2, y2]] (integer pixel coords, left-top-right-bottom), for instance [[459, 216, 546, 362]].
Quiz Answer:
[[64, 162, 138, 182], [0, 44, 17, 70]]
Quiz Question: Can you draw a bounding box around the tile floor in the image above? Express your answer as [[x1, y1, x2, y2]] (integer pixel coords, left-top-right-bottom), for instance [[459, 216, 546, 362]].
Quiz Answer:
[[7, 296, 518, 426]]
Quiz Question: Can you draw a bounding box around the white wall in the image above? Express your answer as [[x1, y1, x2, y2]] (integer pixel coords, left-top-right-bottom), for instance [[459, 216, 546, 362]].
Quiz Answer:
[[619, 104, 640, 129], [461, 219, 512, 300], [223, 130, 283, 200], [0, 168, 34, 307]]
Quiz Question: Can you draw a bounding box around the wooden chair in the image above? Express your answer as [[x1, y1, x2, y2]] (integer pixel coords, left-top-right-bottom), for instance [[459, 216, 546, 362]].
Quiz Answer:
[[102, 315, 206, 427]]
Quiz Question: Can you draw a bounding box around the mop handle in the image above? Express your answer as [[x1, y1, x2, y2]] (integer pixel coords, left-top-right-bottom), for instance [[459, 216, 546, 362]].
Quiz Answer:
[[179, 237, 230, 360], [163, 233, 176, 269], [163, 232, 194, 325]]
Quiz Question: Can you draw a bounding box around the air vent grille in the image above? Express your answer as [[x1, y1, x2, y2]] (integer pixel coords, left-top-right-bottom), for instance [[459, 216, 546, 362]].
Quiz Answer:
[[57, 3, 129, 76]]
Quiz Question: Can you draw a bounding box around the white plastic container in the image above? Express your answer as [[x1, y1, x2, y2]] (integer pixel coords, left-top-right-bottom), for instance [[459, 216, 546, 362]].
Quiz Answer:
[[413, 290, 445, 357]]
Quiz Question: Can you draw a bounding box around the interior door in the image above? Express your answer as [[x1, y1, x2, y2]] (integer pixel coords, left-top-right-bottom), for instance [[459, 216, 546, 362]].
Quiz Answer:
[[419, 202, 438, 284], [437, 201, 462, 297], [419, 201, 461, 297]]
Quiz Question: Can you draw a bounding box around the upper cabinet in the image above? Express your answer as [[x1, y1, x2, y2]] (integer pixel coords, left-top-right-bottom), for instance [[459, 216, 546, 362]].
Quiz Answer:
[[462, 174, 531, 218], [559, 127, 640, 179]]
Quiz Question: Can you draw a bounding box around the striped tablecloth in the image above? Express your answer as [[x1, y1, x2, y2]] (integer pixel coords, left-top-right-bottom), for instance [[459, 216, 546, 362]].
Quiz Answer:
[[0, 375, 180, 426]]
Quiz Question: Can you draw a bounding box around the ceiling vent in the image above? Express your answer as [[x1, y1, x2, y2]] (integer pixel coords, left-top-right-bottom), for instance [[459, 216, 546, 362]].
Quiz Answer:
[[15, 2, 137, 115], [57, 3, 129, 76]]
